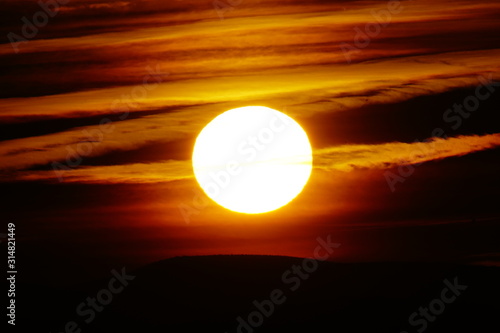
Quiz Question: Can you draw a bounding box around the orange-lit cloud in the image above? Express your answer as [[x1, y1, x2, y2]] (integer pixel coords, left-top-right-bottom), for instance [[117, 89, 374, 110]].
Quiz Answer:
[[0, 49, 498, 121], [314, 133, 500, 172], [6, 133, 499, 184], [1, 0, 499, 190]]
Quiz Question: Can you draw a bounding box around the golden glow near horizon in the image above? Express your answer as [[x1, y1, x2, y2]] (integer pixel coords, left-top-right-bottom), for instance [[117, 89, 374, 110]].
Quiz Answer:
[[192, 106, 313, 214]]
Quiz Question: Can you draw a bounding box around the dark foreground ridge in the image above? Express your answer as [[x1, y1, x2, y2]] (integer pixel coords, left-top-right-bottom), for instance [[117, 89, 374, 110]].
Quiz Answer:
[[16, 255, 500, 332]]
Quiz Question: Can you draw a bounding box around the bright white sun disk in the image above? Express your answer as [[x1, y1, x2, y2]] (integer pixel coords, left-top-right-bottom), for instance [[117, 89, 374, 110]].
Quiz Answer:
[[192, 106, 313, 214]]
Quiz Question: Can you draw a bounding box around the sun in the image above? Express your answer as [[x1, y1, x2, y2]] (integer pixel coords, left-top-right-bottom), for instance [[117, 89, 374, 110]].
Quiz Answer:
[[192, 106, 313, 214]]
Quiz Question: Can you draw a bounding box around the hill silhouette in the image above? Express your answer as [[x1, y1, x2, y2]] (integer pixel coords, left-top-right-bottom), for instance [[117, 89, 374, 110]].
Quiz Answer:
[[15, 255, 500, 332]]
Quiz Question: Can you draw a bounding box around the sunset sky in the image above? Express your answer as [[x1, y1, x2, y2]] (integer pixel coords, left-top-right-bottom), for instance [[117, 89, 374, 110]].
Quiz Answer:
[[1, 0, 500, 285]]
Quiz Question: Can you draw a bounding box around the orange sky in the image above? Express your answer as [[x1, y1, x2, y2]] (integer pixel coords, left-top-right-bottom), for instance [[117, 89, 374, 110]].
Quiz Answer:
[[1, 0, 500, 283]]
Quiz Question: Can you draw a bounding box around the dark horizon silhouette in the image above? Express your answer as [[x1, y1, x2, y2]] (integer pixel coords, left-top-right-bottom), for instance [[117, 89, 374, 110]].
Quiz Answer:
[[12, 255, 500, 333]]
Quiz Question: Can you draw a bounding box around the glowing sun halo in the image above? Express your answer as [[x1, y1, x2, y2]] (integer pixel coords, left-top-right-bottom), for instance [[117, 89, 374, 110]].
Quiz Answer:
[[192, 106, 313, 214]]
